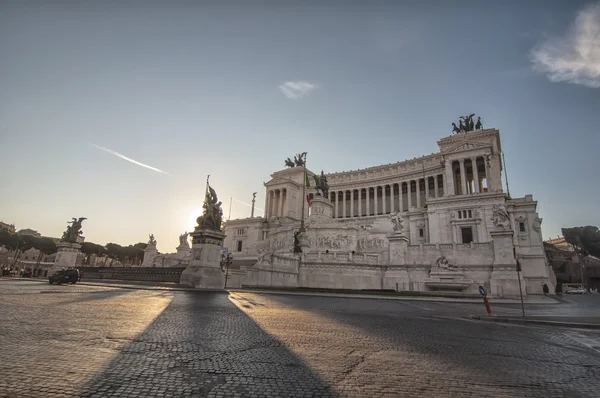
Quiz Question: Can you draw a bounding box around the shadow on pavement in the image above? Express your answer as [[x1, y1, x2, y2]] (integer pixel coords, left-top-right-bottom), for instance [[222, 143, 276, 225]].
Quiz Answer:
[[77, 291, 337, 397], [247, 293, 600, 397]]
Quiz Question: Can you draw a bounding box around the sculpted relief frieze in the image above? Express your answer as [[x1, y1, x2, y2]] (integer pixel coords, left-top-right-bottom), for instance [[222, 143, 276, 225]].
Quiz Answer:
[[357, 236, 388, 251], [306, 234, 357, 250]]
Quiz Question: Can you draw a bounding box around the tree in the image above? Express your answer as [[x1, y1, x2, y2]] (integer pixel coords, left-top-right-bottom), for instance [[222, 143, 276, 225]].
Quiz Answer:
[[80, 242, 107, 265], [562, 226, 600, 258]]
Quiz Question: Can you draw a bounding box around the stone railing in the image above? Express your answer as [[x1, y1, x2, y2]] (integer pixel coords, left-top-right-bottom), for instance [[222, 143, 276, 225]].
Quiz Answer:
[[79, 267, 186, 283]]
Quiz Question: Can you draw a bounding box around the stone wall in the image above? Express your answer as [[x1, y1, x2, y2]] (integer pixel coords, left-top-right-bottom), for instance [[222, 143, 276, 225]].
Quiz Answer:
[[79, 267, 186, 283]]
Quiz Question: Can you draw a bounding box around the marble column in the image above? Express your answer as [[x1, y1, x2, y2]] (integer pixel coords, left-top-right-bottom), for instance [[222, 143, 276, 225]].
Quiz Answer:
[[330, 192, 335, 218], [399, 183, 404, 212], [483, 156, 490, 192], [444, 159, 454, 196], [264, 191, 270, 219], [358, 189, 362, 217], [416, 179, 421, 208], [350, 190, 354, 217], [425, 177, 430, 200], [459, 159, 467, 195], [342, 191, 346, 218], [372, 187, 377, 215], [366, 188, 371, 216], [382, 186, 386, 214], [434, 175, 439, 198], [472, 157, 480, 193], [270, 190, 275, 218], [279, 189, 285, 217], [390, 184, 395, 213], [407, 181, 413, 209]]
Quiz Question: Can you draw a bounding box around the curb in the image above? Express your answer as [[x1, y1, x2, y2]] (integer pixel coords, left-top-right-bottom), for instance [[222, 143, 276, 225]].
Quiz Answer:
[[0, 279, 559, 304], [77, 281, 226, 293], [469, 315, 600, 330], [229, 289, 558, 305]]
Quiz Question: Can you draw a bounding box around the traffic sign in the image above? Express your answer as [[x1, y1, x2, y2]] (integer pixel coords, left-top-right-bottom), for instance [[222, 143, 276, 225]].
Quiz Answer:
[[478, 285, 487, 297]]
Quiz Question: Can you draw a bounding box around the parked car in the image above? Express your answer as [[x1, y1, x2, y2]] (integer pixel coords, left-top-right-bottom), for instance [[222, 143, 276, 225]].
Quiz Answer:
[[48, 268, 80, 284], [565, 287, 586, 294]]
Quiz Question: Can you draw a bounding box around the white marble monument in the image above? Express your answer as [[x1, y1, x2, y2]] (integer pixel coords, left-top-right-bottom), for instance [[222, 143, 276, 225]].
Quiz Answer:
[[223, 124, 556, 297]]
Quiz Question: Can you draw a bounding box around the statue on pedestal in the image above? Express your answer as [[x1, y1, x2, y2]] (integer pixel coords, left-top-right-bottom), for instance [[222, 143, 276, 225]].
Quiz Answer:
[[388, 212, 405, 234], [179, 232, 190, 248], [196, 182, 224, 232], [284, 152, 308, 168], [453, 114, 480, 133], [61, 217, 86, 243], [313, 170, 329, 197], [148, 234, 157, 247], [475, 116, 483, 130]]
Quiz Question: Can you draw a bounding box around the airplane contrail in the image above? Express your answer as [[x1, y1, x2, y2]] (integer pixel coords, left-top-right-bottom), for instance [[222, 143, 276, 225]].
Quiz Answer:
[[233, 198, 264, 213], [93, 144, 170, 175]]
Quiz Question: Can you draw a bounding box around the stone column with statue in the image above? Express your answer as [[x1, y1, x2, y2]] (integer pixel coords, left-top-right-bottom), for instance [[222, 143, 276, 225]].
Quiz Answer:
[[489, 204, 526, 298], [48, 217, 86, 276], [386, 212, 411, 291], [176, 232, 191, 259], [180, 176, 227, 289], [142, 234, 158, 267]]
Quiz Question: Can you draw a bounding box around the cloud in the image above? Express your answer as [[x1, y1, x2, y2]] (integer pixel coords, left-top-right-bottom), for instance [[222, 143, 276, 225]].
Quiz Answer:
[[530, 3, 600, 88], [279, 81, 317, 99], [93, 144, 170, 175]]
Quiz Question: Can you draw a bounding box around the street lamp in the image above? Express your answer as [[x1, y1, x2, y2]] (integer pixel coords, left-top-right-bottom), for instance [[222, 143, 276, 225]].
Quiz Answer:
[[220, 252, 233, 289]]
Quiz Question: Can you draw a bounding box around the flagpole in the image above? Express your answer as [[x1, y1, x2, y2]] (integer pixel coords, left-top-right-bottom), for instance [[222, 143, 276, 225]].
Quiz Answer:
[[300, 153, 307, 232]]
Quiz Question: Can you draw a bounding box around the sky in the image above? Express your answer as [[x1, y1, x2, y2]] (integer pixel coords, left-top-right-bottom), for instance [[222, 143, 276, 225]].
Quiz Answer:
[[1, 0, 599, 252]]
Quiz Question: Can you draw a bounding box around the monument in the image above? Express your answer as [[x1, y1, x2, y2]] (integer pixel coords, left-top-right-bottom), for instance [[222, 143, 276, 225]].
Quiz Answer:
[[176, 232, 191, 258], [179, 177, 226, 289], [223, 125, 557, 297], [49, 217, 86, 276], [489, 205, 527, 298], [141, 234, 158, 267]]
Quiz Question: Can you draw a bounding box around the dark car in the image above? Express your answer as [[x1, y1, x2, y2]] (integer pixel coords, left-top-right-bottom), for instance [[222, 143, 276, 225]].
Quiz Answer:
[[48, 268, 80, 284]]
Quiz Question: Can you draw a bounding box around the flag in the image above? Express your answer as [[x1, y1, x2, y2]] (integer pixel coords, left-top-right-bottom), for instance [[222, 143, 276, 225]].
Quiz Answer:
[[305, 169, 311, 206]]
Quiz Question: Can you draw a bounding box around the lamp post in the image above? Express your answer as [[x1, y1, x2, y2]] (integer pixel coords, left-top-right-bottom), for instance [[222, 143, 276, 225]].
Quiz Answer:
[[220, 252, 233, 289], [514, 247, 525, 317]]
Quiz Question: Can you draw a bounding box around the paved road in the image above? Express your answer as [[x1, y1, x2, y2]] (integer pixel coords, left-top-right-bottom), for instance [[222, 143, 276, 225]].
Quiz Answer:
[[1, 280, 599, 397]]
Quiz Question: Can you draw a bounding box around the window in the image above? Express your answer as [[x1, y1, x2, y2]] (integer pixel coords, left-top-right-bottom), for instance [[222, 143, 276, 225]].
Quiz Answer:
[[461, 227, 473, 244], [419, 228, 424, 238], [237, 240, 243, 252], [236, 228, 246, 236], [457, 210, 472, 219], [519, 222, 526, 232]]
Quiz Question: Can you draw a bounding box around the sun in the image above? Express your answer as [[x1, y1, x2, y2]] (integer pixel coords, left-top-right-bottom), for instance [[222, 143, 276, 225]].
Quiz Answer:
[[188, 206, 203, 230]]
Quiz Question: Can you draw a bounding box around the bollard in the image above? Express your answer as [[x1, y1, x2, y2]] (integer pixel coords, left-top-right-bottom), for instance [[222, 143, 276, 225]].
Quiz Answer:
[[479, 285, 492, 315], [483, 296, 492, 315]]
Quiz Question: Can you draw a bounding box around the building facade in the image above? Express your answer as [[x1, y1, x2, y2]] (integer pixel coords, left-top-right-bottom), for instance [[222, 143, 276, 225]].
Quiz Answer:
[[223, 128, 556, 297]]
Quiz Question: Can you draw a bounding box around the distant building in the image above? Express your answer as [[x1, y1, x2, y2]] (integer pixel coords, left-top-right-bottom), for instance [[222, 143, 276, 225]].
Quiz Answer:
[[544, 237, 600, 290], [0, 221, 16, 233]]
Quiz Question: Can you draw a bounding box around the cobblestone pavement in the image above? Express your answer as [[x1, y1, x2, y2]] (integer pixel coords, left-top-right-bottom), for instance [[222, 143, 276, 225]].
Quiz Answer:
[[1, 280, 599, 397]]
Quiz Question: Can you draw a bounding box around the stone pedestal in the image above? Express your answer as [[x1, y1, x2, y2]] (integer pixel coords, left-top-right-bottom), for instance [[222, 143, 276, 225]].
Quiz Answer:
[[388, 233, 409, 265], [385, 234, 410, 291], [48, 241, 81, 276], [489, 228, 525, 298], [179, 229, 226, 289], [308, 196, 334, 222], [142, 245, 158, 267], [176, 244, 191, 259]]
